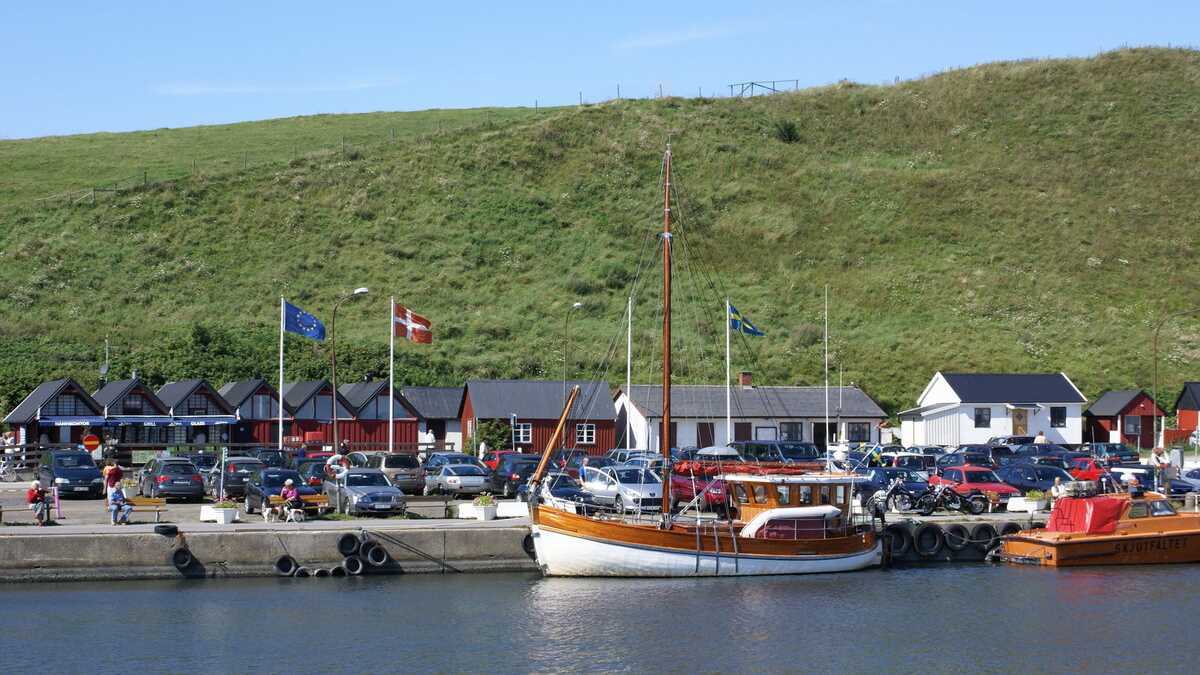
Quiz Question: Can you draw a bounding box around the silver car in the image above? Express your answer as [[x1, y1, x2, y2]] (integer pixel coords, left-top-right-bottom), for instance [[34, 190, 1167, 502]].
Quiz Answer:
[[424, 464, 489, 496], [581, 466, 663, 512], [365, 452, 424, 493], [323, 468, 407, 516]]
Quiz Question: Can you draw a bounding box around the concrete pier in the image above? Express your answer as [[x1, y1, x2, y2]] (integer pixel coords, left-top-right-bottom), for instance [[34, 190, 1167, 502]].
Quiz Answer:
[[883, 512, 1047, 563]]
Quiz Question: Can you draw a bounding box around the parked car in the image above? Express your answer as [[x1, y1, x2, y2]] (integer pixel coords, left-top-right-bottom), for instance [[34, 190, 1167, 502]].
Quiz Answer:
[[1011, 443, 1072, 460], [255, 449, 289, 468], [139, 461, 205, 501], [38, 450, 104, 499], [296, 460, 329, 488], [907, 445, 947, 456], [563, 454, 615, 480], [481, 450, 517, 470], [1173, 467, 1200, 494], [729, 440, 823, 465], [364, 452, 424, 493], [207, 457, 265, 497], [669, 471, 726, 510], [323, 468, 407, 515], [185, 453, 220, 472], [581, 466, 663, 512], [1080, 442, 1141, 466], [935, 451, 995, 474], [1067, 456, 1109, 481], [987, 435, 1035, 447], [489, 454, 541, 497], [928, 465, 1020, 508], [995, 464, 1074, 494], [854, 467, 930, 506], [517, 472, 599, 513], [607, 448, 655, 464], [880, 452, 928, 471], [622, 455, 668, 472], [424, 452, 487, 475], [1012, 455, 1075, 472], [425, 464, 490, 497], [138, 457, 195, 494], [243, 468, 318, 514]]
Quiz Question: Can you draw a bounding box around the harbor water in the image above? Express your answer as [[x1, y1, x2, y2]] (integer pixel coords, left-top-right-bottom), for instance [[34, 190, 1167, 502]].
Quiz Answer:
[[3, 565, 1198, 673]]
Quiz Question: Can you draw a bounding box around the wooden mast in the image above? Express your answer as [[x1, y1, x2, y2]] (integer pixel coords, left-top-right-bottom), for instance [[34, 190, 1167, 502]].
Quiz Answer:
[[661, 145, 673, 516]]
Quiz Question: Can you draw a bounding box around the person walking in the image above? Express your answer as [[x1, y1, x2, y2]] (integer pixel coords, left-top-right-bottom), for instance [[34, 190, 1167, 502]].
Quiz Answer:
[[27, 480, 49, 526], [1150, 447, 1171, 492], [108, 486, 133, 525]]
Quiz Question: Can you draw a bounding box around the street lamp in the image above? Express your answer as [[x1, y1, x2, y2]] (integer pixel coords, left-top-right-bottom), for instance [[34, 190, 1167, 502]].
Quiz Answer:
[[1153, 306, 1200, 450], [331, 287, 369, 456]]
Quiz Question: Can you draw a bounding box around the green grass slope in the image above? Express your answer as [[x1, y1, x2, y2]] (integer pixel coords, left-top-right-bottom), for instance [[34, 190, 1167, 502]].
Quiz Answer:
[[2, 48, 1199, 418]]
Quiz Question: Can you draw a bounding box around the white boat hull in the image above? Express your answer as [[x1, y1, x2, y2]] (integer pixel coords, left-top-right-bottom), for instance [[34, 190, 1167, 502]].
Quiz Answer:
[[531, 525, 883, 577]]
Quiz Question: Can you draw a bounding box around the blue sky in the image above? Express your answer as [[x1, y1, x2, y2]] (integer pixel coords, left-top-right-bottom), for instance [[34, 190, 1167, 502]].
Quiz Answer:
[[1, 1, 1197, 138]]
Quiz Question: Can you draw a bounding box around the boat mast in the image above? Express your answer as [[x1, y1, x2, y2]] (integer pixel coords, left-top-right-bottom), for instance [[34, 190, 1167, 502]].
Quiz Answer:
[[661, 145, 673, 517], [824, 284, 830, 472], [626, 295, 632, 451]]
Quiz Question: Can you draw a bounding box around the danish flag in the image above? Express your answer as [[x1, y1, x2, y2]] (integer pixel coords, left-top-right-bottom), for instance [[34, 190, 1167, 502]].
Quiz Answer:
[[394, 304, 432, 343]]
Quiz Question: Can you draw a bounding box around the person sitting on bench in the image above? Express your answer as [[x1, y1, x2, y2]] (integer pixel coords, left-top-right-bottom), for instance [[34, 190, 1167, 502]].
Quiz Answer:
[[108, 486, 133, 525], [272, 478, 303, 520], [27, 480, 49, 526]]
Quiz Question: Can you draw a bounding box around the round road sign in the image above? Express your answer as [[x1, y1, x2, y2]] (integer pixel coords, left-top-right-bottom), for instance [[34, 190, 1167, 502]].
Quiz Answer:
[[82, 434, 101, 451]]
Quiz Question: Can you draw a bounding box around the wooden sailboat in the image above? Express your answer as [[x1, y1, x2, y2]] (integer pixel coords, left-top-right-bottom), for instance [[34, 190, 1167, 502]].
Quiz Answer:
[[527, 146, 882, 577]]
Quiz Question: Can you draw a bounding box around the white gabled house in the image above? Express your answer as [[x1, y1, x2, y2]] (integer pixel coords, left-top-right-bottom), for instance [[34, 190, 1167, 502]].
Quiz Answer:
[[899, 372, 1086, 447]]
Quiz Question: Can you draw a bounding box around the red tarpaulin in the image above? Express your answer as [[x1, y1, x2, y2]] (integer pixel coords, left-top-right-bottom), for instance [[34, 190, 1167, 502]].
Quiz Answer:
[[672, 461, 820, 477], [1045, 497, 1124, 534]]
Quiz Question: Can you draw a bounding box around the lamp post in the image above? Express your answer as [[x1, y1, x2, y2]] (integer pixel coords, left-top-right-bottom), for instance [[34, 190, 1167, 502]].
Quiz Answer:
[[563, 301, 583, 448], [330, 287, 369, 456], [1152, 307, 1200, 450]]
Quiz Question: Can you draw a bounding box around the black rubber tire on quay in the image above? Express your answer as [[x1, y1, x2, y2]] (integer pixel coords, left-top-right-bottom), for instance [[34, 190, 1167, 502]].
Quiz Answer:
[[330, 565, 347, 577], [313, 568, 331, 577], [972, 523, 999, 552], [153, 524, 178, 537], [883, 524, 912, 558], [1000, 522, 1022, 537], [364, 542, 390, 567], [274, 555, 298, 577], [522, 534, 537, 559], [293, 567, 310, 578], [171, 548, 194, 570], [913, 524, 945, 558], [943, 524, 970, 552], [337, 533, 361, 557], [343, 555, 365, 575]]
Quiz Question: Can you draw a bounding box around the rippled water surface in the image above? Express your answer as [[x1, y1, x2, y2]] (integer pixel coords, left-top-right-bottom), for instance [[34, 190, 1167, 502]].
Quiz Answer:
[[2, 565, 1198, 673]]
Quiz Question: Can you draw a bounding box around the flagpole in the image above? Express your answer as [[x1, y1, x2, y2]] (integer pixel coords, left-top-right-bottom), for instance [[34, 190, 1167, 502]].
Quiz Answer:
[[389, 296, 395, 453], [725, 297, 731, 446], [626, 295, 632, 451], [278, 297, 285, 453], [824, 285, 830, 472]]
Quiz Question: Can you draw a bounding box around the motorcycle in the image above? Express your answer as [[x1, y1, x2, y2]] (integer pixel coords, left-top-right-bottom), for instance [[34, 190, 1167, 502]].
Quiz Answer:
[[927, 482, 987, 515], [867, 478, 936, 516]]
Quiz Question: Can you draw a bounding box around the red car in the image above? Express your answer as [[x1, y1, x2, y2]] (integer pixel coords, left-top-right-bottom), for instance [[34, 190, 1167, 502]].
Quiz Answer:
[[929, 464, 1020, 508], [482, 450, 516, 471], [669, 472, 726, 510], [1069, 456, 1107, 481]]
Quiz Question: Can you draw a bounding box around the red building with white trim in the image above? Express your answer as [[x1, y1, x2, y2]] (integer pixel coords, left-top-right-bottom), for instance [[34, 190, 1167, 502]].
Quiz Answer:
[[459, 379, 615, 456]]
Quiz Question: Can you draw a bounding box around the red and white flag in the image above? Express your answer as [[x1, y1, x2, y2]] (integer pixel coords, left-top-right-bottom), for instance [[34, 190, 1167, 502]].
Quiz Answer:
[[394, 304, 432, 343]]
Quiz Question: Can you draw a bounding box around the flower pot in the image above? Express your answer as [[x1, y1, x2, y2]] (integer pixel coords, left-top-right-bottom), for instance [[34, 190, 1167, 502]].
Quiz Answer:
[[200, 505, 239, 524], [476, 504, 497, 521]]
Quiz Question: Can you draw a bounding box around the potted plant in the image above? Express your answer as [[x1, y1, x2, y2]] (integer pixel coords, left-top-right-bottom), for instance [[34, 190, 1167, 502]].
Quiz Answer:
[[473, 494, 498, 521], [200, 500, 240, 524], [1022, 490, 1047, 513]]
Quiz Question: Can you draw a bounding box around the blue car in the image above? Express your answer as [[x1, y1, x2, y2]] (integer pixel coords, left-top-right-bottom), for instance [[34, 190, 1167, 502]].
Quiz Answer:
[[853, 467, 929, 505], [517, 473, 599, 514], [37, 450, 104, 499], [995, 464, 1073, 494], [242, 468, 318, 514]]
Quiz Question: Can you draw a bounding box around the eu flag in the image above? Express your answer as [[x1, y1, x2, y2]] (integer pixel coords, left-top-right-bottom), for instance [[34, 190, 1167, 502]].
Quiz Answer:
[[284, 301, 326, 341], [729, 303, 765, 336]]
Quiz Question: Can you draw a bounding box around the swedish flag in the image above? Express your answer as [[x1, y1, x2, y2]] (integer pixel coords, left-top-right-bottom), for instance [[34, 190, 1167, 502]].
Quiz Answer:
[[728, 303, 765, 336]]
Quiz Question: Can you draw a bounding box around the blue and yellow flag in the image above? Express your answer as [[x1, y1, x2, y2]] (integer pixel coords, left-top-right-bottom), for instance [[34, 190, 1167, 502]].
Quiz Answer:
[[728, 303, 765, 336]]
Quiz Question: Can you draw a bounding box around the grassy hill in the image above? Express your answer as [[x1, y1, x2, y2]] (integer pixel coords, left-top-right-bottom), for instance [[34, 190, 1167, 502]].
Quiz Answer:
[[2, 48, 1199, 419]]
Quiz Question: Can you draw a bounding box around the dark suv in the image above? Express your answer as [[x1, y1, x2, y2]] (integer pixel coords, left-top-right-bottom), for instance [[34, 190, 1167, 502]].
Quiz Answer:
[[490, 454, 541, 498], [729, 441, 823, 465], [1080, 443, 1141, 466], [38, 450, 104, 499]]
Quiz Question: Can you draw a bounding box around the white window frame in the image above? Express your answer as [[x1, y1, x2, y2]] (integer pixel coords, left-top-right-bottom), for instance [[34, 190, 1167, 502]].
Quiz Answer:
[[1123, 415, 1141, 436], [575, 423, 596, 445], [513, 422, 532, 444]]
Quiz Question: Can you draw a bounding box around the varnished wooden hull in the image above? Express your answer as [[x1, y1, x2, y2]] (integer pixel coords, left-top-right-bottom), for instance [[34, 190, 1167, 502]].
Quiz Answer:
[[532, 505, 882, 577], [997, 530, 1200, 567]]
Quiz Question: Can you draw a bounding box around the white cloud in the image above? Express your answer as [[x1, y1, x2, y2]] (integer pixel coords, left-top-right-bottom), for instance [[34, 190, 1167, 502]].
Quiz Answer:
[[613, 24, 738, 50], [154, 77, 405, 96]]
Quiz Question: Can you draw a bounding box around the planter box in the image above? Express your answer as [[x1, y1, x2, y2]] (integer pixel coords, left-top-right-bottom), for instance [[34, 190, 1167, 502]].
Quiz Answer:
[[200, 505, 239, 524], [1009, 497, 1047, 514], [476, 504, 498, 521]]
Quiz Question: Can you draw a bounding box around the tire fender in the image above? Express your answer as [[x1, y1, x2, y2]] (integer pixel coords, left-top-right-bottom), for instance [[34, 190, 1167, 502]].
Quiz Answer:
[[913, 523, 945, 558], [883, 524, 912, 558], [943, 524, 970, 552], [971, 523, 999, 551]]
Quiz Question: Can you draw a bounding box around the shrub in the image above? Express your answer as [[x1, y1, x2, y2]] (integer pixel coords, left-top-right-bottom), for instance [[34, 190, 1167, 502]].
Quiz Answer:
[[773, 119, 801, 143]]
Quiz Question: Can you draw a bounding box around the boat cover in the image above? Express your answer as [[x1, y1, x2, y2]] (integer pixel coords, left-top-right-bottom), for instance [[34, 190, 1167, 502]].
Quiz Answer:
[[1045, 496, 1124, 534]]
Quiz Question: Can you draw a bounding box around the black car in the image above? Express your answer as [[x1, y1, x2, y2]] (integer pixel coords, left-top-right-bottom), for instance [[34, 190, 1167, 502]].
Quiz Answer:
[[38, 450, 104, 499], [853, 467, 930, 505], [243, 468, 318, 514], [935, 451, 995, 474], [987, 435, 1035, 447], [424, 452, 487, 474], [139, 461, 205, 501], [186, 453, 220, 472], [208, 457, 265, 498], [490, 454, 541, 497], [1081, 442, 1141, 466], [995, 464, 1073, 494], [255, 449, 289, 468], [1011, 454, 1074, 471], [730, 440, 823, 464], [517, 472, 599, 513]]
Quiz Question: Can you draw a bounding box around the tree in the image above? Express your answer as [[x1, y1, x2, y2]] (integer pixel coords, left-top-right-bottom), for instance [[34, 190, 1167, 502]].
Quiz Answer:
[[472, 420, 513, 454]]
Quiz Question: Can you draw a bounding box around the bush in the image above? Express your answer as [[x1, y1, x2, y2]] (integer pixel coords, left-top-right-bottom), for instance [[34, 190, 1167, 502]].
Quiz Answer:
[[773, 119, 801, 143]]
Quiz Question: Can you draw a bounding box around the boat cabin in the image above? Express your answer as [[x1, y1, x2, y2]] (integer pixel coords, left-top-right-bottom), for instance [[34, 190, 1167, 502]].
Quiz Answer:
[[720, 473, 861, 539]]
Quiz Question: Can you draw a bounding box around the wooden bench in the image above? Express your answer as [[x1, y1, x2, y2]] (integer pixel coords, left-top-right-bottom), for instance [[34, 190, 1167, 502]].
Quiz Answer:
[[266, 494, 330, 522], [126, 497, 168, 523]]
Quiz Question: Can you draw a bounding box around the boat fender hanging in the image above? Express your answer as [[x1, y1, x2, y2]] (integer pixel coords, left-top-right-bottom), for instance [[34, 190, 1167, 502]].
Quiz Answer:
[[913, 524, 945, 558], [943, 524, 971, 552], [883, 524, 912, 558], [971, 523, 999, 551]]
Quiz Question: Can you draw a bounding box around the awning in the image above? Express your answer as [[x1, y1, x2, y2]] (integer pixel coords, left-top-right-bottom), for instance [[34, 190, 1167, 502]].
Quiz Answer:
[[1005, 403, 1043, 410], [106, 416, 175, 427], [37, 416, 106, 427], [175, 416, 237, 426], [897, 404, 957, 420]]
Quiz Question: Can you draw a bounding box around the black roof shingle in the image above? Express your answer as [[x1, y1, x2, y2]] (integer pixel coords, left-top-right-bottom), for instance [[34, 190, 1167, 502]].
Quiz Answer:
[[1175, 382, 1200, 412], [623, 385, 886, 419], [3, 378, 104, 424], [464, 380, 613, 421], [1085, 390, 1143, 417], [940, 373, 1085, 404], [156, 379, 234, 415]]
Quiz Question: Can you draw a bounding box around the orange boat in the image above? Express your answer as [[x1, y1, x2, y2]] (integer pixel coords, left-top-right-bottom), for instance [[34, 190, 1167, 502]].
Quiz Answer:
[[994, 484, 1200, 567]]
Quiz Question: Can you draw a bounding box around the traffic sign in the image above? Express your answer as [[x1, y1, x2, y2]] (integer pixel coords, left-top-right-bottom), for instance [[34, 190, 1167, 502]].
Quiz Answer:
[[82, 434, 101, 451]]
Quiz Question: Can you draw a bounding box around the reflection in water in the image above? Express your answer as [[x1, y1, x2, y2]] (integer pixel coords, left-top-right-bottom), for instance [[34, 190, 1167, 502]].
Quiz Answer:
[[1, 566, 1197, 673]]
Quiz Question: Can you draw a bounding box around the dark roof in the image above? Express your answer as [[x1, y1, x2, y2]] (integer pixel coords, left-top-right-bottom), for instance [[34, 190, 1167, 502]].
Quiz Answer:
[[218, 379, 276, 410], [1175, 382, 1200, 412], [402, 386, 463, 420], [282, 380, 355, 413], [1085, 390, 1143, 417], [940, 373, 1085, 404], [3, 378, 103, 424], [463, 380, 614, 421], [92, 378, 169, 414], [338, 381, 421, 418], [156, 379, 235, 414], [624, 385, 886, 419]]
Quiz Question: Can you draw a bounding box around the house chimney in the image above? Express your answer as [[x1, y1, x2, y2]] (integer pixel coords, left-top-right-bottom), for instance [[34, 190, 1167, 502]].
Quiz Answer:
[[738, 371, 753, 388]]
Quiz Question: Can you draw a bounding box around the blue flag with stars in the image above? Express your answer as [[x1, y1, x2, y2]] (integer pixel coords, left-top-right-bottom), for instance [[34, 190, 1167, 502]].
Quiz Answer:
[[728, 303, 765, 336], [284, 301, 326, 341]]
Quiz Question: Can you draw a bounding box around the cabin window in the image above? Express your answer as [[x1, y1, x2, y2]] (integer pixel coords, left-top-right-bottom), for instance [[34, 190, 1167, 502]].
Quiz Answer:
[[780, 422, 802, 441], [974, 408, 991, 428], [835, 485, 846, 505], [1123, 416, 1141, 436], [847, 423, 870, 442], [819, 486, 830, 505], [776, 485, 791, 505], [1150, 500, 1176, 517], [732, 483, 749, 504], [1050, 406, 1066, 428], [122, 394, 144, 414], [46, 394, 87, 416], [513, 423, 532, 444], [187, 393, 213, 416], [575, 424, 595, 445], [752, 484, 768, 504], [1128, 502, 1149, 519], [798, 486, 813, 505]]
